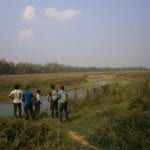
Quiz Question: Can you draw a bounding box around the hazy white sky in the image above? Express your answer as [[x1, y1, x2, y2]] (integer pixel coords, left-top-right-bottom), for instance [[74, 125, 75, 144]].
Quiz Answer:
[[0, 0, 150, 67]]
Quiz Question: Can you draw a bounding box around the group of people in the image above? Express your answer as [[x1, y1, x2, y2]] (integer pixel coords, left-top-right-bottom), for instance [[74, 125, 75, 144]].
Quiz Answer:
[[48, 84, 69, 122], [9, 84, 69, 122]]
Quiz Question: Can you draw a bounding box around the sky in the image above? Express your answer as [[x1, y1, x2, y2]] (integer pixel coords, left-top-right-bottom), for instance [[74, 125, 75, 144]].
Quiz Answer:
[[0, 0, 150, 67]]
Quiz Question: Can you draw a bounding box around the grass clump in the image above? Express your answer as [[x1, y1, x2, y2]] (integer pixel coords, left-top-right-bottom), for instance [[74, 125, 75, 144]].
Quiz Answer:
[[0, 117, 58, 150]]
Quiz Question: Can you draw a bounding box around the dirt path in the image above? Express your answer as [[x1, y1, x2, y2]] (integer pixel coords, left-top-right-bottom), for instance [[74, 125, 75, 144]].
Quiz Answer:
[[68, 130, 98, 150]]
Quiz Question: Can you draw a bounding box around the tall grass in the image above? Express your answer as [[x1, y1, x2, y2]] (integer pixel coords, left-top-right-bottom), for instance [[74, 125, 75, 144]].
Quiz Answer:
[[87, 74, 150, 149], [0, 73, 88, 101]]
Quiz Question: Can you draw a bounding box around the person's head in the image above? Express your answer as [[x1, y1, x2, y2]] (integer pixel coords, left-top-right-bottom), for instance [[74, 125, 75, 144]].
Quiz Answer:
[[24, 86, 29, 91], [37, 89, 41, 94], [59, 85, 64, 91], [14, 84, 20, 90], [50, 84, 55, 90]]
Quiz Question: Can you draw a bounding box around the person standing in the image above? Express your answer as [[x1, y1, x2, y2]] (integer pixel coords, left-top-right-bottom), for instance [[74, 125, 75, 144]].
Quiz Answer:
[[33, 89, 41, 119], [48, 84, 58, 118], [22, 86, 34, 120], [9, 84, 22, 118], [57, 85, 69, 122]]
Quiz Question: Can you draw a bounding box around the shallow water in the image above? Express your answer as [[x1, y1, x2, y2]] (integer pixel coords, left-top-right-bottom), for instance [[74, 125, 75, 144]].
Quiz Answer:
[[0, 92, 85, 117], [0, 98, 48, 117], [0, 80, 108, 117]]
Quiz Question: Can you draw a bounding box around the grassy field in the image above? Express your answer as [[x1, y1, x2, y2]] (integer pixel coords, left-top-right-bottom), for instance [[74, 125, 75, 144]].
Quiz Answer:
[[0, 72, 90, 101], [0, 71, 149, 101], [0, 71, 149, 149]]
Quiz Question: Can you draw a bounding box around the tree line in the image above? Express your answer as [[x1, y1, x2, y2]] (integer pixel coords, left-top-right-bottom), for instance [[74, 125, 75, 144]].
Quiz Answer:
[[0, 58, 148, 74]]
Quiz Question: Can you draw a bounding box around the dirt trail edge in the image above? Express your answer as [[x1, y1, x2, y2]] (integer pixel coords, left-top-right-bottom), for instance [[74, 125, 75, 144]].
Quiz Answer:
[[68, 130, 99, 150]]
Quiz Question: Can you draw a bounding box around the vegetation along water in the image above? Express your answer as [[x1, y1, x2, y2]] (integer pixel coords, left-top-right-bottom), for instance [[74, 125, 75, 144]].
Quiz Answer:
[[0, 71, 149, 149]]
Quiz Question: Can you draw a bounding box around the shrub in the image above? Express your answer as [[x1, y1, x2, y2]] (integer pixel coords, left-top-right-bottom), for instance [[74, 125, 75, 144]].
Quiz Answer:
[[88, 76, 150, 149], [89, 110, 150, 150], [0, 118, 58, 150], [129, 76, 150, 111], [86, 88, 102, 106]]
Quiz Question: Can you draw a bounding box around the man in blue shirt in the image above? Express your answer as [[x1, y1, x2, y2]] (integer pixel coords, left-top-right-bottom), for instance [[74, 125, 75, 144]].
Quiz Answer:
[[22, 86, 34, 120], [57, 85, 69, 122]]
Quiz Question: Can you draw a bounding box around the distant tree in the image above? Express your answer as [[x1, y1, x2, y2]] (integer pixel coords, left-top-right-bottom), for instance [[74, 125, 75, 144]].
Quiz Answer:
[[0, 58, 15, 74], [0, 58, 148, 74]]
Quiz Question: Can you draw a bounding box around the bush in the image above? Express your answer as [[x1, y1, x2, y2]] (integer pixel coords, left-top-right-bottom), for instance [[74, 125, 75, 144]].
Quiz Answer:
[[0, 118, 58, 150], [88, 76, 150, 150], [129, 76, 150, 111], [86, 88, 102, 106], [89, 110, 150, 150]]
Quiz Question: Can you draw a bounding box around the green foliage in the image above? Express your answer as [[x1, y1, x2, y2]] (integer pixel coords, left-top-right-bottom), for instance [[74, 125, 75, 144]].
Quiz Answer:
[[0, 72, 150, 149], [128, 75, 150, 111], [89, 110, 150, 150], [85, 83, 126, 106], [0, 118, 58, 150], [86, 88, 102, 106], [87, 75, 150, 150]]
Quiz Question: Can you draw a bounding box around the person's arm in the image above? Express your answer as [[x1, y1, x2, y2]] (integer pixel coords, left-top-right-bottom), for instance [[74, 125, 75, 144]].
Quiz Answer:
[[31, 93, 34, 104], [57, 92, 62, 100], [47, 90, 52, 102], [31, 93, 33, 99], [66, 92, 69, 103], [32, 94, 36, 104], [21, 93, 24, 103], [47, 95, 50, 102], [40, 99, 42, 105], [9, 91, 14, 100], [47, 92, 50, 102], [18, 90, 22, 99]]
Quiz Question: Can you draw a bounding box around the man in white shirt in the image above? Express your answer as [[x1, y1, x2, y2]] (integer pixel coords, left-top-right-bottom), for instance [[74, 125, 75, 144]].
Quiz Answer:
[[9, 84, 22, 118]]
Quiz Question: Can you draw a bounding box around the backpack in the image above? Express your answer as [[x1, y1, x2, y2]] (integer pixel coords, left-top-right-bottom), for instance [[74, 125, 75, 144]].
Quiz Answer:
[[61, 91, 68, 103], [51, 90, 57, 101]]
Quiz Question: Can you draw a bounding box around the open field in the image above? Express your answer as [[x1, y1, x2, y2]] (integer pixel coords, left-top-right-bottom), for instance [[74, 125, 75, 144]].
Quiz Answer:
[[0, 71, 149, 149], [0, 72, 89, 101], [0, 71, 149, 101]]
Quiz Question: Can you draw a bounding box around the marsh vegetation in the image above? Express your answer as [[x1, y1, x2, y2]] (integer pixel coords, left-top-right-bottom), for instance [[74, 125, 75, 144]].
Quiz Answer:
[[0, 71, 149, 149]]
